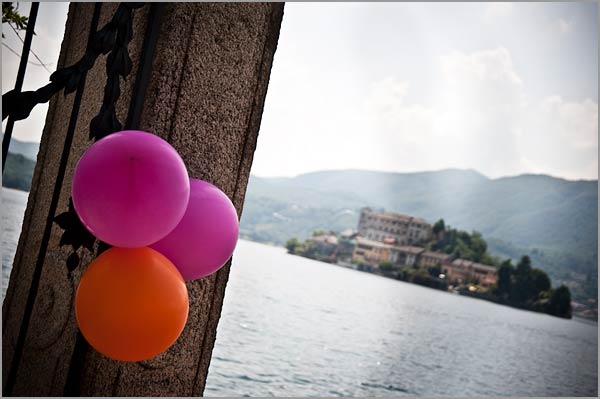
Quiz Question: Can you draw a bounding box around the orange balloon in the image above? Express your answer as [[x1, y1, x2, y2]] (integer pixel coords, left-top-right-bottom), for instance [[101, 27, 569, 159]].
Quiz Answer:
[[75, 247, 189, 362]]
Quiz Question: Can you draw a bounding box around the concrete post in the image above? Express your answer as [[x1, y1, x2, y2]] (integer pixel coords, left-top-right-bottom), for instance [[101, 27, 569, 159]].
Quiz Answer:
[[2, 3, 283, 395]]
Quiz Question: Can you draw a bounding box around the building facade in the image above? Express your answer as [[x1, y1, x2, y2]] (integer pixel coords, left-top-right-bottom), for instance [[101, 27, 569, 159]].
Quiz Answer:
[[352, 237, 396, 266], [305, 232, 339, 262], [357, 207, 432, 246], [442, 258, 497, 287], [419, 251, 451, 269], [395, 246, 425, 267], [306, 233, 338, 250], [352, 239, 498, 288], [352, 238, 426, 269]]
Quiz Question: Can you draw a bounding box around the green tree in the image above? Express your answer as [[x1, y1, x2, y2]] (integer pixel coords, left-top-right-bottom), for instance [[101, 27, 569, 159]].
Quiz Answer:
[[431, 226, 497, 266], [379, 260, 393, 272], [516, 255, 532, 276], [285, 238, 300, 254], [427, 262, 442, 278], [496, 259, 513, 297], [548, 285, 572, 318], [509, 256, 553, 305], [511, 255, 534, 303], [531, 268, 551, 295], [469, 231, 488, 262], [432, 219, 445, 235], [312, 229, 325, 236], [452, 235, 474, 260]]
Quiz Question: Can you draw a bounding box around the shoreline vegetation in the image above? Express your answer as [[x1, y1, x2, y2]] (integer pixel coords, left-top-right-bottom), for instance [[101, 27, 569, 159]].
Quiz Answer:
[[285, 216, 575, 320]]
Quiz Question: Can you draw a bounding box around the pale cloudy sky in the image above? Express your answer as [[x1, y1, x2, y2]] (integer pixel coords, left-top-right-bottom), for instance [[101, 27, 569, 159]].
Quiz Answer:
[[254, 2, 598, 180], [2, 2, 69, 143], [3, 2, 598, 180]]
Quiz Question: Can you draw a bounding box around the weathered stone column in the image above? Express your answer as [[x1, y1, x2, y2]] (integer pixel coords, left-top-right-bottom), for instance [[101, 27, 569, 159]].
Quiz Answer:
[[2, 3, 283, 396]]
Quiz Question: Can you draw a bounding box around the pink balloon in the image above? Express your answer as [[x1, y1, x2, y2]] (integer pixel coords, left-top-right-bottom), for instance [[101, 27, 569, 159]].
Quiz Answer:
[[151, 179, 239, 281], [72, 130, 190, 247]]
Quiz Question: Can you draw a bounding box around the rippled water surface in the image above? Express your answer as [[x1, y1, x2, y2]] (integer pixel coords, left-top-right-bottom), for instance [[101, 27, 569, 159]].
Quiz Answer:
[[206, 240, 597, 397], [2, 188, 597, 396], [2, 188, 29, 299]]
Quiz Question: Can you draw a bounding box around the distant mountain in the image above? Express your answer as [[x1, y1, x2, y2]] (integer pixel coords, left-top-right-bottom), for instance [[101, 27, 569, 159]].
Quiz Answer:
[[240, 169, 598, 298], [1, 134, 40, 160], [1, 135, 39, 192], [2, 152, 36, 191]]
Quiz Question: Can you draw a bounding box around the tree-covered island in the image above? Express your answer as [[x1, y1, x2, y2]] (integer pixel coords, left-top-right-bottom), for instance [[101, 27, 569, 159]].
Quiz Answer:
[[286, 208, 573, 319]]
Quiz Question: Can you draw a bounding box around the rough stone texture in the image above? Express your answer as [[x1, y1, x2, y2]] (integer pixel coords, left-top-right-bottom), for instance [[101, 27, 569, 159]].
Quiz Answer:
[[2, 3, 283, 396]]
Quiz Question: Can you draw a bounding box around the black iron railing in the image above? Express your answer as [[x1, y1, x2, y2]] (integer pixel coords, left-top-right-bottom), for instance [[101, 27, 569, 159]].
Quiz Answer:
[[3, 3, 165, 396], [1, 2, 39, 170]]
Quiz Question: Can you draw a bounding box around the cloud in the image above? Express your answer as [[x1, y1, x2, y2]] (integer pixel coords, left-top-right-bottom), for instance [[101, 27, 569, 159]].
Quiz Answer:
[[519, 96, 598, 179], [364, 78, 435, 146], [440, 47, 523, 110], [2, 2, 69, 142], [558, 18, 572, 34], [441, 47, 522, 86], [363, 47, 598, 180], [364, 47, 525, 177], [250, 3, 597, 180], [484, 2, 514, 21]]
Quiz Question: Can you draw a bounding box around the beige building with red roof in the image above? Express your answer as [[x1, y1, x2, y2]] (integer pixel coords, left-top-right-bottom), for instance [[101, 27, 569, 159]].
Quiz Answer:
[[442, 259, 497, 286], [419, 251, 452, 269], [357, 208, 432, 246]]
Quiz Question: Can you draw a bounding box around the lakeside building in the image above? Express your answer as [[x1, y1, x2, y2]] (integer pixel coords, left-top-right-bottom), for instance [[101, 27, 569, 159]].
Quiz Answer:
[[337, 230, 358, 262], [351, 238, 497, 288], [442, 259, 497, 287], [352, 237, 396, 266], [419, 251, 452, 269], [351, 238, 426, 269], [395, 246, 425, 267], [305, 232, 339, 262], [307, 232, 338, 247], [357, 208, 432, 246], [308, 209, 498, 289]]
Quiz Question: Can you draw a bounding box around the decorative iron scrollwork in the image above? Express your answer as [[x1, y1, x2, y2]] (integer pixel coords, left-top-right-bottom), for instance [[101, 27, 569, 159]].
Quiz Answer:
[[53, 198, 96, 273], [1, 3, 144, 123], [45, 3, 144, 272], [89, 3, 139, 141], [2, 2, 148, 274]]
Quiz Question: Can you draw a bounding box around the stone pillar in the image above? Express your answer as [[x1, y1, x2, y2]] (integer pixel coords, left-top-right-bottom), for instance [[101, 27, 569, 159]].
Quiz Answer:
[[2, 3, 283, 396]]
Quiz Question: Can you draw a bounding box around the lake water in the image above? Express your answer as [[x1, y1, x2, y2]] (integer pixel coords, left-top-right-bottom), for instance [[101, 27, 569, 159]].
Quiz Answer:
[[2, 187, 598, 396], [2, 188, 29, 297]]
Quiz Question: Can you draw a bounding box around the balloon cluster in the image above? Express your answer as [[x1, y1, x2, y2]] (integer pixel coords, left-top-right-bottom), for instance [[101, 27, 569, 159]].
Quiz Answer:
[[72, 130, 239, 362]]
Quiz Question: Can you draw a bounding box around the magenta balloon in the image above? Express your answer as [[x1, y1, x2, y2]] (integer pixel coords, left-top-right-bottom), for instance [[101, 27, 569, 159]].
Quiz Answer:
[[72, 130, 190, 247], [151, 179, 239, 281]]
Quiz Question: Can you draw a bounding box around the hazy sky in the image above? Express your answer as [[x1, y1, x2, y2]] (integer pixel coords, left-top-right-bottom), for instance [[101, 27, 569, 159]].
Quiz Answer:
[[2, 2, 69, 143], [2, 2, 598, 180]]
